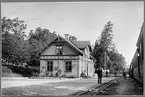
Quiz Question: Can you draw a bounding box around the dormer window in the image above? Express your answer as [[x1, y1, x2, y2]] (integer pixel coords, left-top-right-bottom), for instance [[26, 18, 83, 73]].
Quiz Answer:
[[56, 45, 63, 55]]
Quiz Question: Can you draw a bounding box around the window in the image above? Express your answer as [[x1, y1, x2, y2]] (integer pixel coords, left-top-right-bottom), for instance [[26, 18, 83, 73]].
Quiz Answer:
[[65, 61, 72, 72], [56, 45, 63, 55], [47, 61, 53, 72]]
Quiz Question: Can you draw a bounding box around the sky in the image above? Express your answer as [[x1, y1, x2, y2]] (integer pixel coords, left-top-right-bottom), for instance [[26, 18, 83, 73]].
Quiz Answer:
[[1, 2, 144, 67]]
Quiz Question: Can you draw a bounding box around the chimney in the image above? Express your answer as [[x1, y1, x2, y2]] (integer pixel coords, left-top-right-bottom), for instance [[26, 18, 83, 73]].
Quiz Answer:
[[64, 34, 70, 40]]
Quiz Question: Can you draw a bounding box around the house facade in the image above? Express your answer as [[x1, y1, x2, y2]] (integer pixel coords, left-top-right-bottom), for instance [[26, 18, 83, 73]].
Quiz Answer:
[[39, 34, 95, 78], [129, 22, 144, 84]]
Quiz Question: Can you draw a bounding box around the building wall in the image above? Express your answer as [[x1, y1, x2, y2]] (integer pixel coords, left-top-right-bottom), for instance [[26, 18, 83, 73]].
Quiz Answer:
[[142, 23, 144, 85], [139, 64, 143, 83], [79, 56, 83, 77], [40, 39, 95, 78], [53, 60, 61, 76], [40, 57, 94, 78], [65, 60, 79, 77], [78, 55, 94, 77], [40, 59, 80, 77], [88, 60, 94, 77], [41, 45, 56, 55], [143, 23, 145, 85], [133, 66, 139, 81], [141, 23, 144, 84], [39, 60, 47, 76], [84, 46, 90, 58]]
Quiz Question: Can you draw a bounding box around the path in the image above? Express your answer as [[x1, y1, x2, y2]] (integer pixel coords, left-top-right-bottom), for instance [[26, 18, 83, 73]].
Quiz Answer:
[[2, 77, 117, 96], [97, 77, 143, 95]]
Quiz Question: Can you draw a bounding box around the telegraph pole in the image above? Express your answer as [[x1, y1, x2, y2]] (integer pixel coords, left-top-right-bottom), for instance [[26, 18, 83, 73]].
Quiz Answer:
[[57, 33, 60, 77], [104, 51, 107, 77]]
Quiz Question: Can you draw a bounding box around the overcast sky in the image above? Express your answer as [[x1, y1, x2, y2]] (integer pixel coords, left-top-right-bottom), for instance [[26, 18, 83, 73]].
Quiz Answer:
[[1, 2, 144, 67]]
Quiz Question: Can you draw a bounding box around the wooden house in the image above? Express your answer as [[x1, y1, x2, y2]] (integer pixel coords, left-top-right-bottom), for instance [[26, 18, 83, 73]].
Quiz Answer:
[[39, 34, 95, 78]]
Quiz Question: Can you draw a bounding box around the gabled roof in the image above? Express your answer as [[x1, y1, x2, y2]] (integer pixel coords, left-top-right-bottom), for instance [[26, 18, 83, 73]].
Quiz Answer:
[[72, 41, 93, 52], [72, 41, 91, 49], [39, 35, 84, 55], [39, 36, 58, 55], [60, 36, 84, 55], [39, 35, 95, 60]]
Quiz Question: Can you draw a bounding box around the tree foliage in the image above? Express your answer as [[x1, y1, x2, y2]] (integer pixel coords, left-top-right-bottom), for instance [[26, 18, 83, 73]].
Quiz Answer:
[[1, 17, 27, 36], [69, 35, 77, 41], [2, 17, 29, 65], [91, 41, 104, 69], [92, 21, 114, 69], [92, 21, 126, 72], [1, 17, 57, 66], [27, 27, 57, 66], [99, 21, 114, 51], [2, 17, 126, 72]]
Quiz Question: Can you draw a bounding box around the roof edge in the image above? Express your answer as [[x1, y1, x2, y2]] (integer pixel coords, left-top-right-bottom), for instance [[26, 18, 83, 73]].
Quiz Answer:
[[136, 22, 144, 47]]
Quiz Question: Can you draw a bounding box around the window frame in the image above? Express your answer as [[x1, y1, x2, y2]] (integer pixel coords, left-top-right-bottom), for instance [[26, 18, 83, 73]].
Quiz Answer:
[[65, 61, 72, 72], [47, 61, 53, 72], [56, 45, 63, 55]]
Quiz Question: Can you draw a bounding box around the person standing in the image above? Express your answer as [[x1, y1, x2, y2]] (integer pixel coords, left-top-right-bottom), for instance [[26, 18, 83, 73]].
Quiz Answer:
[[58, 69, 62, 79], [80, 71, 84, 79], [97, 67, 103, 84], [123, 70, 126, 79]]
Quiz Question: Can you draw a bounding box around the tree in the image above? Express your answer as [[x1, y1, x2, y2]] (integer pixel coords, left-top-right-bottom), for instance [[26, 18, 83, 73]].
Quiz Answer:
[[69, 35, 77, 41], [92, 21, 114, 69], [91, 40, 104, 69], [1, 17, 29, 65], [28, 27, 57, 66], [92, 21, 126, 73], [108, 50, 126, 72], [1, 17, 27, 36], [100, 21, 114, 51]]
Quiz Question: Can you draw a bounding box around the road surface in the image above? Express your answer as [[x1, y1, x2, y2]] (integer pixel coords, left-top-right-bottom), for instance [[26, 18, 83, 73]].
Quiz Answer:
[[2, 77, 117, 96]]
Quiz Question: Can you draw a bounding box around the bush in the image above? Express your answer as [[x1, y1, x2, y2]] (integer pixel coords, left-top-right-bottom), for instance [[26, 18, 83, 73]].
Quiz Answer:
[[39, 73, 46, 77], [2, 66, 22, 77], [8, 66, 31, 77], [2, 65, 39, 77], [6, 73, 22, 77], [62, 73, 66, 78], [28, 66, 40, 73], [2, 66, 12, 73], [32, 72, 39, 77], [2, 72, 9, 77]]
